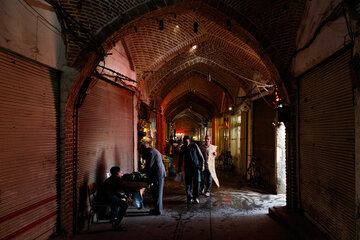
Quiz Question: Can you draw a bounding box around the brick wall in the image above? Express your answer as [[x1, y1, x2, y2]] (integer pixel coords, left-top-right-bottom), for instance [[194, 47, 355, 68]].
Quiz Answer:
[[56, 0, 308, 235], [57, 0, 305, 74]]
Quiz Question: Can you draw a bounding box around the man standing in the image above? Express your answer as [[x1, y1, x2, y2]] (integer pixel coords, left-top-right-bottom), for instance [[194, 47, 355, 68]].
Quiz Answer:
[[178, 135, 205, 204], [200, 135, 219, 197], [100, 166, 129, 231], [140, 138, 166, 215]]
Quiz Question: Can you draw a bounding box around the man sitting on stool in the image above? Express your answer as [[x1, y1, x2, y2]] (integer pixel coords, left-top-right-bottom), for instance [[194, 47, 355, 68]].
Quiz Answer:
[[100, 166, 130, 231]]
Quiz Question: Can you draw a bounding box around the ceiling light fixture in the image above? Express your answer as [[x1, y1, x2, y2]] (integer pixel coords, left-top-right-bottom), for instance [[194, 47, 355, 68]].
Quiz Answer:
[[192, 45, 197, 50], [193, 22, 198, 33], [226, 19, 232, 30]]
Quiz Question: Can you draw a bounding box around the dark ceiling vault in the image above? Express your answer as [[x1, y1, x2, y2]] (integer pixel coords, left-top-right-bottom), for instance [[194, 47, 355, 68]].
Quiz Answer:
[[51, 0, 308, 119]]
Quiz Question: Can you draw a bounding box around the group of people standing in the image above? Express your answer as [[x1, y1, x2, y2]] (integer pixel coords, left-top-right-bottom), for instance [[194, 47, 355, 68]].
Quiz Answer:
[[178, 135, 218, 204], [97, 135, 217, 231]]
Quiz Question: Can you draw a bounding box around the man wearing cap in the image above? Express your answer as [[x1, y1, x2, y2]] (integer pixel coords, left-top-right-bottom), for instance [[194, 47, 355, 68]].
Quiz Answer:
[[140, 138, 166, 215], [178, 136, 205, 204]]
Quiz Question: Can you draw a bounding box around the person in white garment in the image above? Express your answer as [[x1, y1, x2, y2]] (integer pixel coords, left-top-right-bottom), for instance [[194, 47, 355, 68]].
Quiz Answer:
[[199, 135, 219, 197]]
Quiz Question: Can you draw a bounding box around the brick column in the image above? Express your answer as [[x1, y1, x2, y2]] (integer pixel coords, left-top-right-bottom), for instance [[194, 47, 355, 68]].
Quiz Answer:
[[63, 53, 100, 236]]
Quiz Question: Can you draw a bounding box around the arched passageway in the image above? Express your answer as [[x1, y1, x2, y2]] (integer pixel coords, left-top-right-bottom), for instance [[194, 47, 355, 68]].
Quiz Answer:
[[62, 1, 293, 236], [0, 1, 358, 240]]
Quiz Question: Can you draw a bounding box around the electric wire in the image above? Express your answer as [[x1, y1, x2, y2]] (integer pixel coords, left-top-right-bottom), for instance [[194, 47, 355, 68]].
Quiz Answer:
[[18, 0, 61, 35]]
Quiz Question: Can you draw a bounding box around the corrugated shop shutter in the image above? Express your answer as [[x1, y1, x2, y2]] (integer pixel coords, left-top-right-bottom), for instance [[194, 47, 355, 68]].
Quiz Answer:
[[299, 49, 355, 240], [78, 79, 134, 223], [0, 49, 59, 239]]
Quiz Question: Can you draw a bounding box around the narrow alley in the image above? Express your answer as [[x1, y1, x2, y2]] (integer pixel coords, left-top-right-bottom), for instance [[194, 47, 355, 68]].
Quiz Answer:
[[0, 1, 359, 240], [73, 172, 304, 240]]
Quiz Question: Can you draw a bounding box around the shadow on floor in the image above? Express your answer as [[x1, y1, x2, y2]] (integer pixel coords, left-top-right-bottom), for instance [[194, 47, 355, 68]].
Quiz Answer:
[[69, 170, 309, 240]]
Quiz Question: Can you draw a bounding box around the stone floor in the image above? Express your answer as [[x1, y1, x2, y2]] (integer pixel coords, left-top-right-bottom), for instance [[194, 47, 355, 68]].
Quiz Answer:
[[73, 171, 300, 240]]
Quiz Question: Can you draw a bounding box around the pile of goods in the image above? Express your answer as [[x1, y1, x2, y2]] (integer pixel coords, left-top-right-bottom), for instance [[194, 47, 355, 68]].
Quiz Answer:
[[122, 171, 147, 182]]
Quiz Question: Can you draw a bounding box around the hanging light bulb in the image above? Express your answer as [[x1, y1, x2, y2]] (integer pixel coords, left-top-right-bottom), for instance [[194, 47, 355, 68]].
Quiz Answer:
[[193, 22, 198, 33], [159, 20, 164, 30]]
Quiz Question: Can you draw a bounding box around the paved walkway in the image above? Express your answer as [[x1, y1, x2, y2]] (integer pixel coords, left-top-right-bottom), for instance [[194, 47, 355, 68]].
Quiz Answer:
[[73, 171, 295, 240]]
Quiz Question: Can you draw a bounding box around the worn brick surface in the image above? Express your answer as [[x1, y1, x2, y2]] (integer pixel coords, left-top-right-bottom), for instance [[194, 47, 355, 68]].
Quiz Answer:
[[57, 0, 304, 72], [161, 72, 227, 117], [56, 0, 304, 93], [56, 0, 307, 235]]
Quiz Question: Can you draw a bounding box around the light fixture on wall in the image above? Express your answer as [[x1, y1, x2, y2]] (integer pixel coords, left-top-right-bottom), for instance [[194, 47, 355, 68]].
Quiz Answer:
[[159, 20, 164, 30], [193, 22, 198, 33]]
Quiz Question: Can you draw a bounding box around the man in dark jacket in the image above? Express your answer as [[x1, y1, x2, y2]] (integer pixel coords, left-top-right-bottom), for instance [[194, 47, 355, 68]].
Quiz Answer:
[[140, 139, 166, 215], [99, 166, 129, 231], [178, 135, 205, 204]]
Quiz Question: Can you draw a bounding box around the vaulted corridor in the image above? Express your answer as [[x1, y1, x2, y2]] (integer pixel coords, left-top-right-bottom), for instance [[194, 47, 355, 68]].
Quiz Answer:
[[0, 1, 360, 240]]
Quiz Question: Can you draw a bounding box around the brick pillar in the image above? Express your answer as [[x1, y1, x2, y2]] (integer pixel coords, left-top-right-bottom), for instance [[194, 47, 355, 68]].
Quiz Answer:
[[63, 53, 100, 236]]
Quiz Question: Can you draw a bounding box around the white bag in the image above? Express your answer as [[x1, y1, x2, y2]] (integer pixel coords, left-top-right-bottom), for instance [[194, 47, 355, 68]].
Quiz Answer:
[[174, 172, 184, 183]]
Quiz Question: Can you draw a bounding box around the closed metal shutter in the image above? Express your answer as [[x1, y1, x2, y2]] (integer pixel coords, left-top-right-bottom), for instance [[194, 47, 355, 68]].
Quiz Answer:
[[0, 49, 59, 239], [78, 79, 134, 223], [299, 49, 355, 240]]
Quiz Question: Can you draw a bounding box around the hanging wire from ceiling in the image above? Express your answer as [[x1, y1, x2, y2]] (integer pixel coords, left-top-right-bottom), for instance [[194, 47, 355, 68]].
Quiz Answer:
[[194, 58, 274, 88], [18, 0, 61, 35], [42, 0, 137, 91]]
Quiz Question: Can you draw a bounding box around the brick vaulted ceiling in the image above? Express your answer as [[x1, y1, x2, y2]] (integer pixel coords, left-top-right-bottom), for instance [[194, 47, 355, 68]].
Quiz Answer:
[[55, 0, 307, 121]]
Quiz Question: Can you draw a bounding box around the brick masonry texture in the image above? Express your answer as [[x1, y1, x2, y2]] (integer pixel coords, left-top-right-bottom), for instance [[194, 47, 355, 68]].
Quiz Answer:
[[57, 0, 305, 97], [57, 0, 307, 235]]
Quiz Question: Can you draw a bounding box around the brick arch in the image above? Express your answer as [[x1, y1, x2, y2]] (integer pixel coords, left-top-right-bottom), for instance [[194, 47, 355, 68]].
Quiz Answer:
[[148, 59, 249, 103], [173, 108, 205, 122], [161, 71, 231, 112], [144, 32, 266, 76], [165, 92, 220, 121], [58, 0, 306, 76], [173, 109, 204, 124], [113, 7, 279, 100], [164, 89, 221, 116], [58, 0, 307, 233], [144, 37, 271, 99], [167, 104, 211, 123]]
